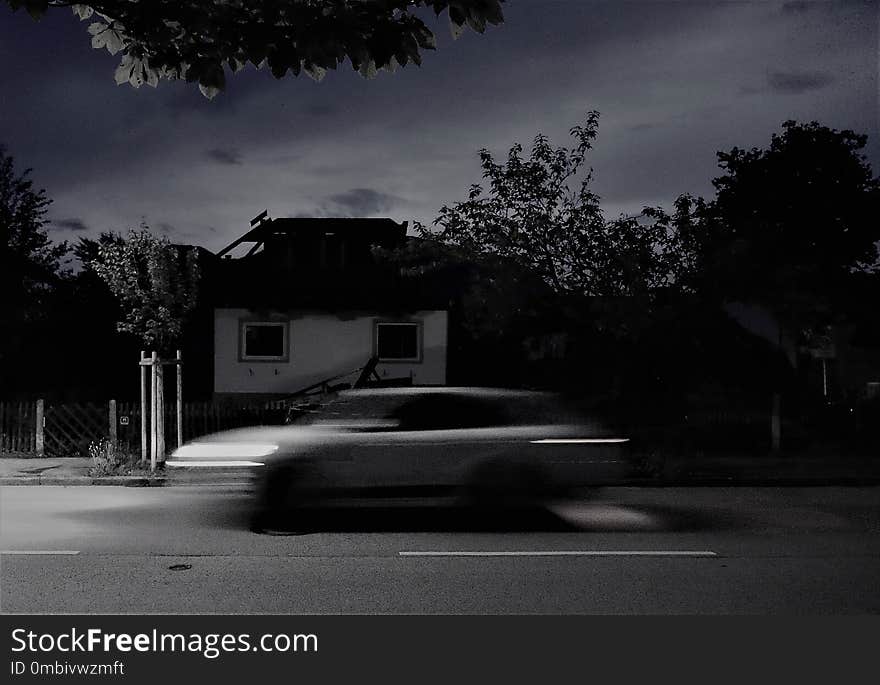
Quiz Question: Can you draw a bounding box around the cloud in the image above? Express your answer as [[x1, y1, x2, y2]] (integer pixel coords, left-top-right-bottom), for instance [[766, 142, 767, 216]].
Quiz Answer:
[[767, 70, 835, 94], [54, 217, 89, 232], [780, 1, 814, 14], [326, 188, 403, 215], [740, 70, 835, 96], [205, 147, 243, 165]]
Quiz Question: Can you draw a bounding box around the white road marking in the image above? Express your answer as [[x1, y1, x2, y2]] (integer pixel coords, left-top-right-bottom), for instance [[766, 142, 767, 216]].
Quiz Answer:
[[1, 550, 80, 555], [531, 438, 630, 444], [399, 550, 717, 557]]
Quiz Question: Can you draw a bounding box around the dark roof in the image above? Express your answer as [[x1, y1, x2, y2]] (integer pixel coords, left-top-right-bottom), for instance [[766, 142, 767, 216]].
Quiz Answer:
[[204, 216, 454, 310], [217, 217, 407, 257]]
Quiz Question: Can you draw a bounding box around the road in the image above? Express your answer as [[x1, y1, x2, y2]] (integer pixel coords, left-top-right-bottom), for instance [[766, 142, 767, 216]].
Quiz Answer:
[[1, 484, 879, 613]]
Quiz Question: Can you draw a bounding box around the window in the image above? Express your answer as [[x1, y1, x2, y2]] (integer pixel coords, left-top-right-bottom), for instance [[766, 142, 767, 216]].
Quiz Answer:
[[376, 322, 420, 361], [240, 322, 288, 361]]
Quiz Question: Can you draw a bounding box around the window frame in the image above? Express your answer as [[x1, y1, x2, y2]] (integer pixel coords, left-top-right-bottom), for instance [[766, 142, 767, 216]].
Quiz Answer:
[[238, 320, 290, 363], [374, 320, 422, 363]]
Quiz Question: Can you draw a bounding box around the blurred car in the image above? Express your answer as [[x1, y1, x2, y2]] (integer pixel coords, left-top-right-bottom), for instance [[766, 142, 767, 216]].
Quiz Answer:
[[167, 387, 632, 531]]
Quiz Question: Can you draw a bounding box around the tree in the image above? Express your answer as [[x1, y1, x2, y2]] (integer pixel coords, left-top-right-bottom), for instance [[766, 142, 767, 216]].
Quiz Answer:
[[698, 120, 880, 343], [426, 112, 692, 301], [87, 226, 200, 353], [376, 114, 703, 393], [420, 110, 697, 363], [7, 0, 505, 98], [0, 146, 69, 393]]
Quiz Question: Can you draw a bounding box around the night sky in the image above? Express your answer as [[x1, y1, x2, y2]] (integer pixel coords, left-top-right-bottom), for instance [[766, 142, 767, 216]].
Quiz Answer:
[[1, 1, 877, 253]]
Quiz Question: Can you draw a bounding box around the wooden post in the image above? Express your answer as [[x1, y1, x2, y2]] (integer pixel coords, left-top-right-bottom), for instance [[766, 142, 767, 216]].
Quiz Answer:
[[150, 351, 158, 471], [140, 351, 148, 463], [157, 362, 166, 464], [109, 399, 117, 446], [35, 399, 44, 457], [176, 349, 183, 448]]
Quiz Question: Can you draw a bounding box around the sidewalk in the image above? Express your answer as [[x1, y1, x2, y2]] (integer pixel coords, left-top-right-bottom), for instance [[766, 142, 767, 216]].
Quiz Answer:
[[1, 455, 878, 487], [0, 458, 254, 486]]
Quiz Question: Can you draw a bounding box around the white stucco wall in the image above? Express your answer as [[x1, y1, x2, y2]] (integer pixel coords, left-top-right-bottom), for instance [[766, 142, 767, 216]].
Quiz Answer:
[[214, 309, 447, 395]]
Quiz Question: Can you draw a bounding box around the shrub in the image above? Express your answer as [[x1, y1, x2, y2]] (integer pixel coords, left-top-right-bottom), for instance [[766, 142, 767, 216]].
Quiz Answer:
[[87, 439, 132, 477]]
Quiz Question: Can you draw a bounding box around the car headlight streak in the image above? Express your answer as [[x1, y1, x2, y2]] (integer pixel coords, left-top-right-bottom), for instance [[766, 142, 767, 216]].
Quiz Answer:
[[171, 443, 280, 459], [530, 438, 630, 444]]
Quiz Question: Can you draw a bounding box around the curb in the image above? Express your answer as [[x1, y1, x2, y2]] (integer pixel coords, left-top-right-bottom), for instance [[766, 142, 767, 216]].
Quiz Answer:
[[0, 476, 42, 486], [0, 475, 252, 486], [0, 476, 168, 487]]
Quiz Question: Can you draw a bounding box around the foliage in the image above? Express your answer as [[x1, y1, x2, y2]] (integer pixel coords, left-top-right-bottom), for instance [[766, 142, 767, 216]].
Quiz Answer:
[[73, 230, 124, 266], [87, 438, 124, 476], [0, 146, 68, 316], [425, 112, 695, 300], [88, 438, 151, 477], [0, 146, 69, 391], [376, 234, 556, 345], [7, 0, 505, 98], [87, 225, 200, 352], [696, 120, 880, 340]]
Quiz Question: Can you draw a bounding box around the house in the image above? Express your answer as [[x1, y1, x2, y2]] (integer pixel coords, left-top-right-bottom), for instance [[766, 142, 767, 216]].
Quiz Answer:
[[209, 215, 448, 399]]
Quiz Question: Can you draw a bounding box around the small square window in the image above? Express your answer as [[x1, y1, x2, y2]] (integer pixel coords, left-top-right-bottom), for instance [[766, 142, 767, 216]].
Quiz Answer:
[[376, 322, 420, 361], [241, 322, 288, 361]]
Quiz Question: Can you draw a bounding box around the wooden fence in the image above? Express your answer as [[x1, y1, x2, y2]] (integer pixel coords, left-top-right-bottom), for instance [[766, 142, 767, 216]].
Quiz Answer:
[[0, 399, 287, 458], [0, 401, 37, 454], [43, 402, 109, 458]]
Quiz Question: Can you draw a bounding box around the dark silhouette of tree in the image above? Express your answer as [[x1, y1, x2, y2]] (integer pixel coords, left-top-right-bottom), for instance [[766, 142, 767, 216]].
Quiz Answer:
[[426, 111, 693, 300], [27, 232, 138, 400], [0, 146, 69, 394], [697, 120, 880, 344], [6, 0, 505, 98], [376, 114, 709, 394]]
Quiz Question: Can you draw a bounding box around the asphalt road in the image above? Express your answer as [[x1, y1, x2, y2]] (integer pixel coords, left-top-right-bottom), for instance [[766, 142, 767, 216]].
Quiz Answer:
[[1, 485, 879, 613]]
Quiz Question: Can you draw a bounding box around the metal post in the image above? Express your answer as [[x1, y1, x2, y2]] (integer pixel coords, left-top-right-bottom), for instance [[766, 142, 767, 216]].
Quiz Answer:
[[150, 351, 158, 471], [157, 362, 166, 464], [176, 349, 183, 449], [140, 351, 148, 463], [771, 393, 781, 453], [35, 399, 44, 457], [109, 399, 117, 445]]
